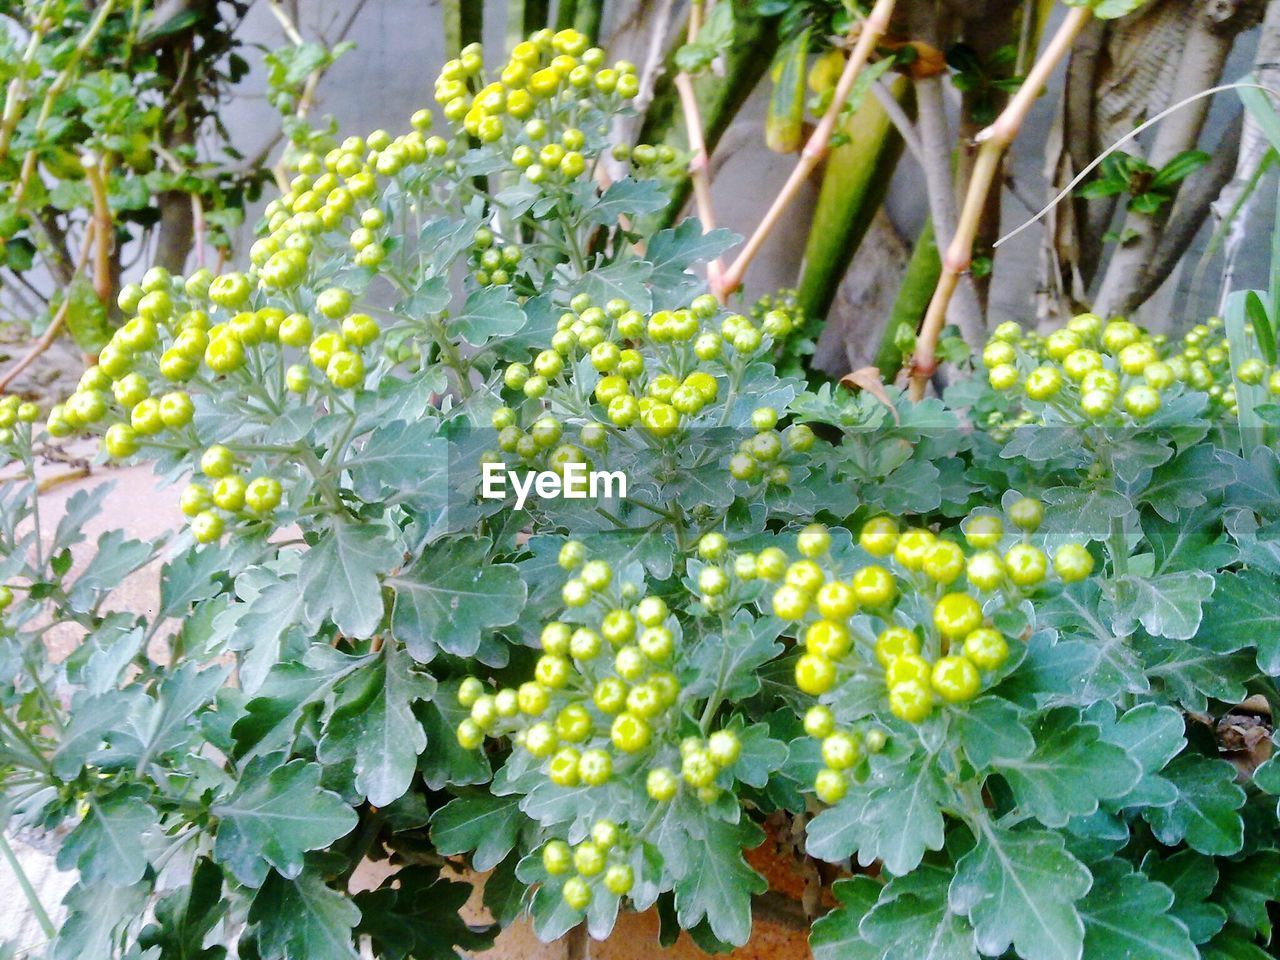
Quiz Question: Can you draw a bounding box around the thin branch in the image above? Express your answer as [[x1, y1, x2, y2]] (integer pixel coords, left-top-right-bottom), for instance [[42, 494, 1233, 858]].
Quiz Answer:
[[912, 65, 982, 340], [192, 192, 206, 269], [908, 6, 1092, 399], [606, 0, 676, 182], [1093, 0, 1265, 316], [0, 222, 94, 393], [12, 0, 120, 207], [82, 154, 113, 304], [0, 0, 55, 158], [673, 2, 723, 284], [1134, 107, 1242, 311], [4, 267, 48, 311], [266, 0, 305, 44], [870, 77, 923, 164], [997, 82, 1280, 250], [714, 0, 898, 301], [264, 0, 370, 189], [675, 75, 719, 219]]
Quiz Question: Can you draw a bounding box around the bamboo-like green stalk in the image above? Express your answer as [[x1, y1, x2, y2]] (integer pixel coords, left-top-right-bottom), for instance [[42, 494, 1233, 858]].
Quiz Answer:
[[555, 0, 579, 31], [908, 6, 1091, 399], [507, 0, 532, 52], [522, 0, 551, 37], [573, 0, 603, 44], [715, 0, 898, 300], [639, 9, 780, 230], [875, 220, 940, 373], [796, 76, 912, 332], [444, 0, 484, 58]]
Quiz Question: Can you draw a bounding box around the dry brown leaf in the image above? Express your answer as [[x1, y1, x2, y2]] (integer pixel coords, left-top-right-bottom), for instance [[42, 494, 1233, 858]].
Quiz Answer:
[[880, 40, 946, 78], [840, 366, 901, 424]]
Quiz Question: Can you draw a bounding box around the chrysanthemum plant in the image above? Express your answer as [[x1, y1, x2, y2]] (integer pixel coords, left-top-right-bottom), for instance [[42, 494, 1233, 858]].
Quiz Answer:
[[3, 22, 1280, 960]]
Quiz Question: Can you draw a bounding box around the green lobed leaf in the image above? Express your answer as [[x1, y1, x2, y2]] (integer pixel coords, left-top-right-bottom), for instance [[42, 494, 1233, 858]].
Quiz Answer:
[[418, 680, 493, 790], [212, 755, 358, 887], [1107, 571, 1216, 641], [50, 687, 148, 779], [1097, 702, 1185, 808], [231, 647, 361, 760], [452, 285, 527, 346], [1213, 851, 1280, 938], [57, 786, 159, 887], [248, 868, 360, 960], [1137, 635, 1255, 712], [389, 536, 526, 661], [354, 866, 493, 960], [1144, 754, 1245, 856], [860, 867, 979, 960], [580, 259, 654, 312], [137, 858, 228, 960], [1079, 858, 1197, 960], [1040, 485, 1131, 542], [955, 697, 1036, 769], [1195, 569, 1280, 673], [1039, 581, 1150, 698], [645, 218, 737, 296], [345, 419, 447, 504], [994, 708, 1141, 827], [673, 816, 766, 947], [298, 519, 398, 638], [1141, 445, 1233, 524], [949, 824, 1091, 960], [132, 661, 230, 771], [581, 178, 670, 227], [1143, 849, 1228, 944], [52, 880, 148, 960], [1200, 923, 1273, 960], [806, 747, 949, 874], [212, 566, 305, 694], [1144, 502, 1237, 575], [429, 794, 525, 872], [681, 611, 784, 702], [720, 720, 789, 788], [66, 530, 155, 614], [316, 642, 436, 807], [809, 876, 883, 960]]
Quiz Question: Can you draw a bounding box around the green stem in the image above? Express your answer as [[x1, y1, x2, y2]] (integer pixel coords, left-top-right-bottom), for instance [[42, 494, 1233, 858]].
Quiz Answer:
[[442, 0, 483, 58], [876, 219, 941, 373], [554, 0, 579, 31], [0, 710, 49, 773], [1109, 515, 1128, 578], [523, 0, 551, 35], [22, 443, 43, 570], [627, 496, 683, 524], [573, 0, 603, 43], [796, 76, 912, 329], [698, 612, 733, 734], [642, 7, 780, 230], [328, 408, 359, 458], [299, 445, 343, 511], [426, 316, 474, 397], [0, 831, 55, 939], [24, 651, 63, 733]]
